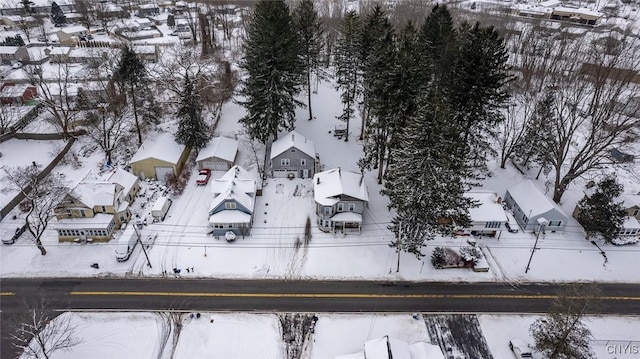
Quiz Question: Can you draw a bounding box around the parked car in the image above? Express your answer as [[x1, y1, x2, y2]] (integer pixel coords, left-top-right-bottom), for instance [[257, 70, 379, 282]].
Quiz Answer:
[[3, 224, 27, 245], [196, 169, 211, 185], [509, 338, 533, 359]]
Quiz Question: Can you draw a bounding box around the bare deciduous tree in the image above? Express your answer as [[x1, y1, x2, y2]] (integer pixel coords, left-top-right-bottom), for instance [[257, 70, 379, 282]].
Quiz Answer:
[[2, 166, 68, 255], [25, 62, 82, 140], [10, 298, 81, 359], [530, 284, 601, 359]]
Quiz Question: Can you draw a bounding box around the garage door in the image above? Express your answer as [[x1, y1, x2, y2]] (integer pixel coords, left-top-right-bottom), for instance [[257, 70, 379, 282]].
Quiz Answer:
[[273, 169, 297, 178], [203, 161, 229, 171], [155, 167, 174, 181]]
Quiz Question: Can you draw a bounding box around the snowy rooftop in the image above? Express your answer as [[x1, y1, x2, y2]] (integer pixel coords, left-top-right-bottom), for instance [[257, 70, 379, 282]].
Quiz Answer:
[[210, 166, 256, 213], [25, 47, 49, 60], [506, 180, 566, 217], [623, 215, 640, 229], [129, 132, 186, 165], [101, 168, 138, 196], [58, 25, 89, 34], [313, 168, 369, 206], [72, 181, 116, 208], [465, 191, 508, 223], [0, 84, 33, 97], [270, 130, 316, 159], [49, 46, 73, 55], [338, 336, 444, 359], [132, 45, 156, 54], [196, 136, 239, 163], [209, 209, 251, 224], [0, 46, 20, 55], [54, 213, 114, 229], [554, 6, 603, 17]]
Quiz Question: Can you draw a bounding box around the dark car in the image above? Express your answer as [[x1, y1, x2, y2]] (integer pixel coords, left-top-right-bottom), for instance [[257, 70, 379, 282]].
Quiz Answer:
[[3, 224, 27, 245]]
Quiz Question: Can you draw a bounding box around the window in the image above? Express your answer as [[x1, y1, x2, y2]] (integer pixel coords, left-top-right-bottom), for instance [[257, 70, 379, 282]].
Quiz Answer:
[[324, 207, 331, 215], [337, 203, 344, 212], [281, 158, 290, 166], [634, 209, 640, 216], [291, 149, 296, 153], [101, 206, 106, 212], [522, 214, 528, 223], [485, 221, 501, 229], [349, 203, 355, 212], [81, 210, 86, 217], [225, 202, 237, 210], [548, 220, 562, 227], [301, 158, 306, 166]]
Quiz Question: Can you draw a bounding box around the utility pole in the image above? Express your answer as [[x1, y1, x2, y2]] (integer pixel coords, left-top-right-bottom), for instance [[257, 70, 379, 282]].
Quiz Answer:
[[134, 225, 152, 268], [525, 220, 547, 273]]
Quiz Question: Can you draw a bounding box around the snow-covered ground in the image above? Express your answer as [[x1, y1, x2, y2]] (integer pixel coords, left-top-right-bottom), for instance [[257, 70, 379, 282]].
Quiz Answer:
[[22, 311, 640, 359], [2, 79, 640, 284]]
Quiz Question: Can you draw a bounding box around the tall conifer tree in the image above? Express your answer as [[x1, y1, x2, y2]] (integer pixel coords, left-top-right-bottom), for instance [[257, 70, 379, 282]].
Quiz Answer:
[[238, 0, 303, 144], [175, 75, 208, 150], [334, 10, 361, 142], [293, 0, 324, 121]]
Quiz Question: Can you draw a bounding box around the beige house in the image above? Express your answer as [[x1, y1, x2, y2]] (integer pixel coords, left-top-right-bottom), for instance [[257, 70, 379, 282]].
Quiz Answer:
[[130, 132, 190, 181], [56, 25, 89, 44], [54, 169, 139, 242]]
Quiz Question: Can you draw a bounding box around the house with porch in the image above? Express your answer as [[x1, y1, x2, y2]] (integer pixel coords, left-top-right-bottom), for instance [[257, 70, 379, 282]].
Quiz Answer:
[[504, 180, 568, 233], [462, 190, 509, 238], [53, 169, 139, 242], [208, 165, 256, 237], [270, 130, 317, 179], [313, 168, 369, 233]]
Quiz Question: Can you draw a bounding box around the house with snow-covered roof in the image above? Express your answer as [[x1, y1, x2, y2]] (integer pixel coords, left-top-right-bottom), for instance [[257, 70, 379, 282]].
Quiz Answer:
[[196, 136, 238, 171], [53, 169, 139, 242], [504, 180, 568, 233], [313, 168, 368, 234], [129, 132, 190, 181], [462, 191, 509, 238], [208, 165, 256, 237], [270, 130, 317, 179], [56, 25, 89, 43], [573, 190, 640, 241]]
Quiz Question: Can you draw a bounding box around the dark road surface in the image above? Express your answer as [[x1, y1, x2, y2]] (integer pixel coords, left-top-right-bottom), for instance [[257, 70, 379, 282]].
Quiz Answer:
[[3, 278, 640, 314], [2, 278, 640, 359]]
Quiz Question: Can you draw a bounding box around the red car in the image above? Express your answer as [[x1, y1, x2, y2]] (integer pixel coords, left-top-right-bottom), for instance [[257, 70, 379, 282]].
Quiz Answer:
[[196, 169, 211, 185]]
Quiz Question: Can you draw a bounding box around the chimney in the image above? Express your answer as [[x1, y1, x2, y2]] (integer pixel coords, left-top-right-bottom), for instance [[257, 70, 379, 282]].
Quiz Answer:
[[291, 133, 295, 142], [497, 196, 502, 204], [316, 177, 320, 185]]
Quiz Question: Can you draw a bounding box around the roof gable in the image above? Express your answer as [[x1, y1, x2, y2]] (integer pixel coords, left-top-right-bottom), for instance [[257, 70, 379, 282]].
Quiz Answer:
[[270, 130, 315, 159], [313, 168, 369, 206], [507, 180, 566, 218], [210, 166, 256, 213], [130, 132, 187, 165], [196, 136, 239, 163]]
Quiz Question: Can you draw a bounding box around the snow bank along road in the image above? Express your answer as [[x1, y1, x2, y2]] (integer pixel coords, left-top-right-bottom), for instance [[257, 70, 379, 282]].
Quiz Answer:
[[2, 279, 640, 315]]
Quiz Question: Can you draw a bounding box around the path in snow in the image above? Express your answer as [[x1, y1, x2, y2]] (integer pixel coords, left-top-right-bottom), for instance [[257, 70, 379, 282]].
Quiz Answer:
[[423, 314, 494, 359]]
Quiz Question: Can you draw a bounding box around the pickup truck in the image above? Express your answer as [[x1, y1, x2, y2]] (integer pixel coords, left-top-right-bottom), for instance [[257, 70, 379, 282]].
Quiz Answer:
[[196, 169, 211, 185]]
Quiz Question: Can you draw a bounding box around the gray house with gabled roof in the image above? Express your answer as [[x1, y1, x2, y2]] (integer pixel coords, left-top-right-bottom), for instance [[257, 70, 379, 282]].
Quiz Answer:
[[504, 180, 568, 233], [208, 165, 256, 237], [269, 130, 317, 179]]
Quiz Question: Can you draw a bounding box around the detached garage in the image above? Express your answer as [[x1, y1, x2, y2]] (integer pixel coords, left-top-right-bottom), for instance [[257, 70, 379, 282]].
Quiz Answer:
[[129, 132, 190, 181], [196, 136, 239, 171]]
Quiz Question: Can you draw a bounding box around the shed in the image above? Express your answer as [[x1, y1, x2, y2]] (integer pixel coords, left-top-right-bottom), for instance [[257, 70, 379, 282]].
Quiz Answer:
[[504, 180, 568, 233], [129, 132, 190, 181], [196, 136, 238, 171]]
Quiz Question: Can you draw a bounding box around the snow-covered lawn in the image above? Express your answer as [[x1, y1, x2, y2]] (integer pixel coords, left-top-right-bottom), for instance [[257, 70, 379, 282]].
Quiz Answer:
[[23, 312, 640, 359]]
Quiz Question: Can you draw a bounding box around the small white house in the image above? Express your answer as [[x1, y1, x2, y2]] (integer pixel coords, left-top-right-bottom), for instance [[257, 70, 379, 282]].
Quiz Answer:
[[196, 136, 238, 171], [463, 191, 508, 237], [504, 180, 568, 233]]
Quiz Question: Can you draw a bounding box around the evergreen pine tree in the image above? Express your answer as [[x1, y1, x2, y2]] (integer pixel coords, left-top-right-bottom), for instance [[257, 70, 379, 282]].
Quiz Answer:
[[357, 5, 396, 184], [175, 75, 209, 150], [449, 22, 513, 178], [418, 5, 456, 88], [447, 23, 512, 176], [293, 0, 324, 121], [576, 176, 626, 244], [238, 0, 303, 144], [51, 2, 67, 27], [115, 46, 147, 146], [334, 10, 361, 142], [382, 92, 472, 260]]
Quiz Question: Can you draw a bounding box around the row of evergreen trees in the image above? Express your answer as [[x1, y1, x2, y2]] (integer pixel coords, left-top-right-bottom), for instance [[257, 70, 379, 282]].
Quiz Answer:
[[238, 2, 512, 258], [336, 5, 512, 258]]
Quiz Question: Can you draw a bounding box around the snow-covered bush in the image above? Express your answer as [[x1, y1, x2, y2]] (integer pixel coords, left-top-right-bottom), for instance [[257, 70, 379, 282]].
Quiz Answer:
[[459, 246, 484, 264]]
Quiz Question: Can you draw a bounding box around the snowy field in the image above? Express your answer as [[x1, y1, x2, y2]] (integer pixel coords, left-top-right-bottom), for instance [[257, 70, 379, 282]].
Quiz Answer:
[[21, 312, 640, 359]]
